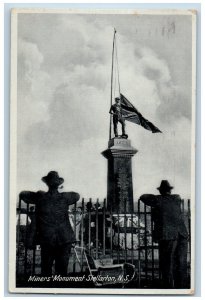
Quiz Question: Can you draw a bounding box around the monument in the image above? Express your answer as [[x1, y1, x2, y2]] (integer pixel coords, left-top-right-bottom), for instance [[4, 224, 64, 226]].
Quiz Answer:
[[102, 29, 161, 214]]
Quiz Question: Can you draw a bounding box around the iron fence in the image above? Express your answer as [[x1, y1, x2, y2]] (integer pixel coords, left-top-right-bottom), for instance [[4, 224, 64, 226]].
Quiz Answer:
[[16, 198, 191, 288]]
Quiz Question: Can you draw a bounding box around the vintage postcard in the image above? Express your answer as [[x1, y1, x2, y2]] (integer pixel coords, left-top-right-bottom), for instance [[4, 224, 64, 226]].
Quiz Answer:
[[9, 8, 196, 294]]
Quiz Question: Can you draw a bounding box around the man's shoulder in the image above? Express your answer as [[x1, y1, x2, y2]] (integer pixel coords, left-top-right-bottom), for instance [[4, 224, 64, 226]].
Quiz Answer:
[[37, 190, 46, 194], [60, 191, 80, 198], [36, 191, 46, 197], [20, 190, 46, 197], [159, 194, 181, 201], [168, 194, 181, 199], [171, 194, 181, 201], [59, 191, 80, 205]]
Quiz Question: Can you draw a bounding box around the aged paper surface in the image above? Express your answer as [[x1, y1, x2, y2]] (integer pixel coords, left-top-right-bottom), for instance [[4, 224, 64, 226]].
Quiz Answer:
[[9, 8, 196, 294]]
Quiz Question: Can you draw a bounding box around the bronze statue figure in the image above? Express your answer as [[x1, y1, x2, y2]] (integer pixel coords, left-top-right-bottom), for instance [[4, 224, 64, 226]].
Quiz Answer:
[[109, 96, 128, 138]]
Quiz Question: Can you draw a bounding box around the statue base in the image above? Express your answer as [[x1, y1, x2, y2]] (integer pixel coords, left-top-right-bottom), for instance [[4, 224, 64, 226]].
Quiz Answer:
[[102, 138, 137, 214]]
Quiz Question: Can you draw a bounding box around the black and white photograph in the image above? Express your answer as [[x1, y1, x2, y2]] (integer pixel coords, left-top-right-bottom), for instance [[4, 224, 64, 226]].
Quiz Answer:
[[9, 8, 196, 294]]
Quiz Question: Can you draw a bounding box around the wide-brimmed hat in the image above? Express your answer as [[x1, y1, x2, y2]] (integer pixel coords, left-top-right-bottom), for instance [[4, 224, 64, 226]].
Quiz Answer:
[[42, 171, 64, 186], [157, 180, 173, 191]]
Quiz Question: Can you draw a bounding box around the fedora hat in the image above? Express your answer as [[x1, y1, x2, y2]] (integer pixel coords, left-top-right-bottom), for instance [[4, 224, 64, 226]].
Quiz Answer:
[[42, 171, 64, 186], [157, 180, 173, 191]]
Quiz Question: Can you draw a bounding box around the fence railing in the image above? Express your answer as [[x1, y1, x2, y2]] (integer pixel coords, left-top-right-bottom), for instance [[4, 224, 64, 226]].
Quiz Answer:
[[16, 198, 191, 287]]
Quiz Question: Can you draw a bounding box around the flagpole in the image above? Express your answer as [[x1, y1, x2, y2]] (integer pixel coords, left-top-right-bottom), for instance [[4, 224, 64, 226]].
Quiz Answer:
[[109, 28, 116, 141]]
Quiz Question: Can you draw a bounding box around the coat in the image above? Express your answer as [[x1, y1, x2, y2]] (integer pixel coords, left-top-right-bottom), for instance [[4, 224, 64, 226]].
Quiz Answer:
[[140, 194, 188, 242], [19, 190, 80, 247]]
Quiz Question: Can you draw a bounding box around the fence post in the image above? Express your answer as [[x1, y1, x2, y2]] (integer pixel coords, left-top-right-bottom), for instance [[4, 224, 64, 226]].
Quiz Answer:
[[124, 213, 127, 262], [187, 199, 191, 281], [32, 206, 36, 275], [144, 203, 148, 285], [117, 208, 120, 263], [80, 198, 85, 272], [102, 198, 106, 256], [151, 207, 154, 283], [131, 212, 134, 265], [16, 197, 21, 275], [81, 198, 84, 248], [88, 198, 92, 254], [110, 204, 113, 258], [24, 203, 29, 276], [95, 198, 99, 259], [137, 199, 141, 287], [73, 201, 77, 273]]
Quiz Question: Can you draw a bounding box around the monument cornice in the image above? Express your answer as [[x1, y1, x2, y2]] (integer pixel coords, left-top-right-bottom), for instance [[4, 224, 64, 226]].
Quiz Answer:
[[102, 138, 138, 159], [102, 148, 138, 158]]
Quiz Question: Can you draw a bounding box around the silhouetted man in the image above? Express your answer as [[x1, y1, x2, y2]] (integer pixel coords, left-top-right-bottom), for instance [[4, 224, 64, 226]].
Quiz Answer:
[[19, 171, 80, 276], [109, 97, 126, 137], [139, 180, 188, 288]]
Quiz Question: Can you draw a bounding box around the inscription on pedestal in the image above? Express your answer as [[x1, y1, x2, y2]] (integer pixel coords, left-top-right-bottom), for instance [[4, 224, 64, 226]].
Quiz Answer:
[[108, 138, 131, 148]]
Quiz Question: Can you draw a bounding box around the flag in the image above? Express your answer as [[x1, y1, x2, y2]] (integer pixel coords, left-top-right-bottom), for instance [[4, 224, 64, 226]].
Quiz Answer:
[[120, 93, 162, 133]]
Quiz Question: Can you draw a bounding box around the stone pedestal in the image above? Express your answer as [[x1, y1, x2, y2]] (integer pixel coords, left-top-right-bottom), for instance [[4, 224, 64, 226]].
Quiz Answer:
[[102, 138, 137, 214]]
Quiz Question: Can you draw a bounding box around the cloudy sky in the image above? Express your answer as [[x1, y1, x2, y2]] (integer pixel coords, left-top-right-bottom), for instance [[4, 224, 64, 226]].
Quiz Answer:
[[16, 11, 193, 201]]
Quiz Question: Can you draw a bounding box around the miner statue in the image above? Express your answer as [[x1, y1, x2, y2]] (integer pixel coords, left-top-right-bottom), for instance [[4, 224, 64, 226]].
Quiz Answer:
[[109, 96, 128, 138]]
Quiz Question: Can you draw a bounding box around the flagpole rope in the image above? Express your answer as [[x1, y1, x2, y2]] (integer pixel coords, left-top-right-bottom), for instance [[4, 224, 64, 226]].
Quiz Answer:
[[113, 57, 117, 99], [115, 34, 121, 96], [109, 29, 116, 140]]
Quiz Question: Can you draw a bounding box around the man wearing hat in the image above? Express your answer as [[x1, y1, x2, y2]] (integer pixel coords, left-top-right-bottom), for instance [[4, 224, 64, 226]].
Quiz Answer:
[[109, 96, 126, 137], [139, 180, 188, 288], [19, 171, 80, 276]]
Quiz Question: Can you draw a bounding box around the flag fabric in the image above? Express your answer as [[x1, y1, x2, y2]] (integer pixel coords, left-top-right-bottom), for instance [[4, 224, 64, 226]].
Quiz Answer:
[[120, 93, 162, 133]]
